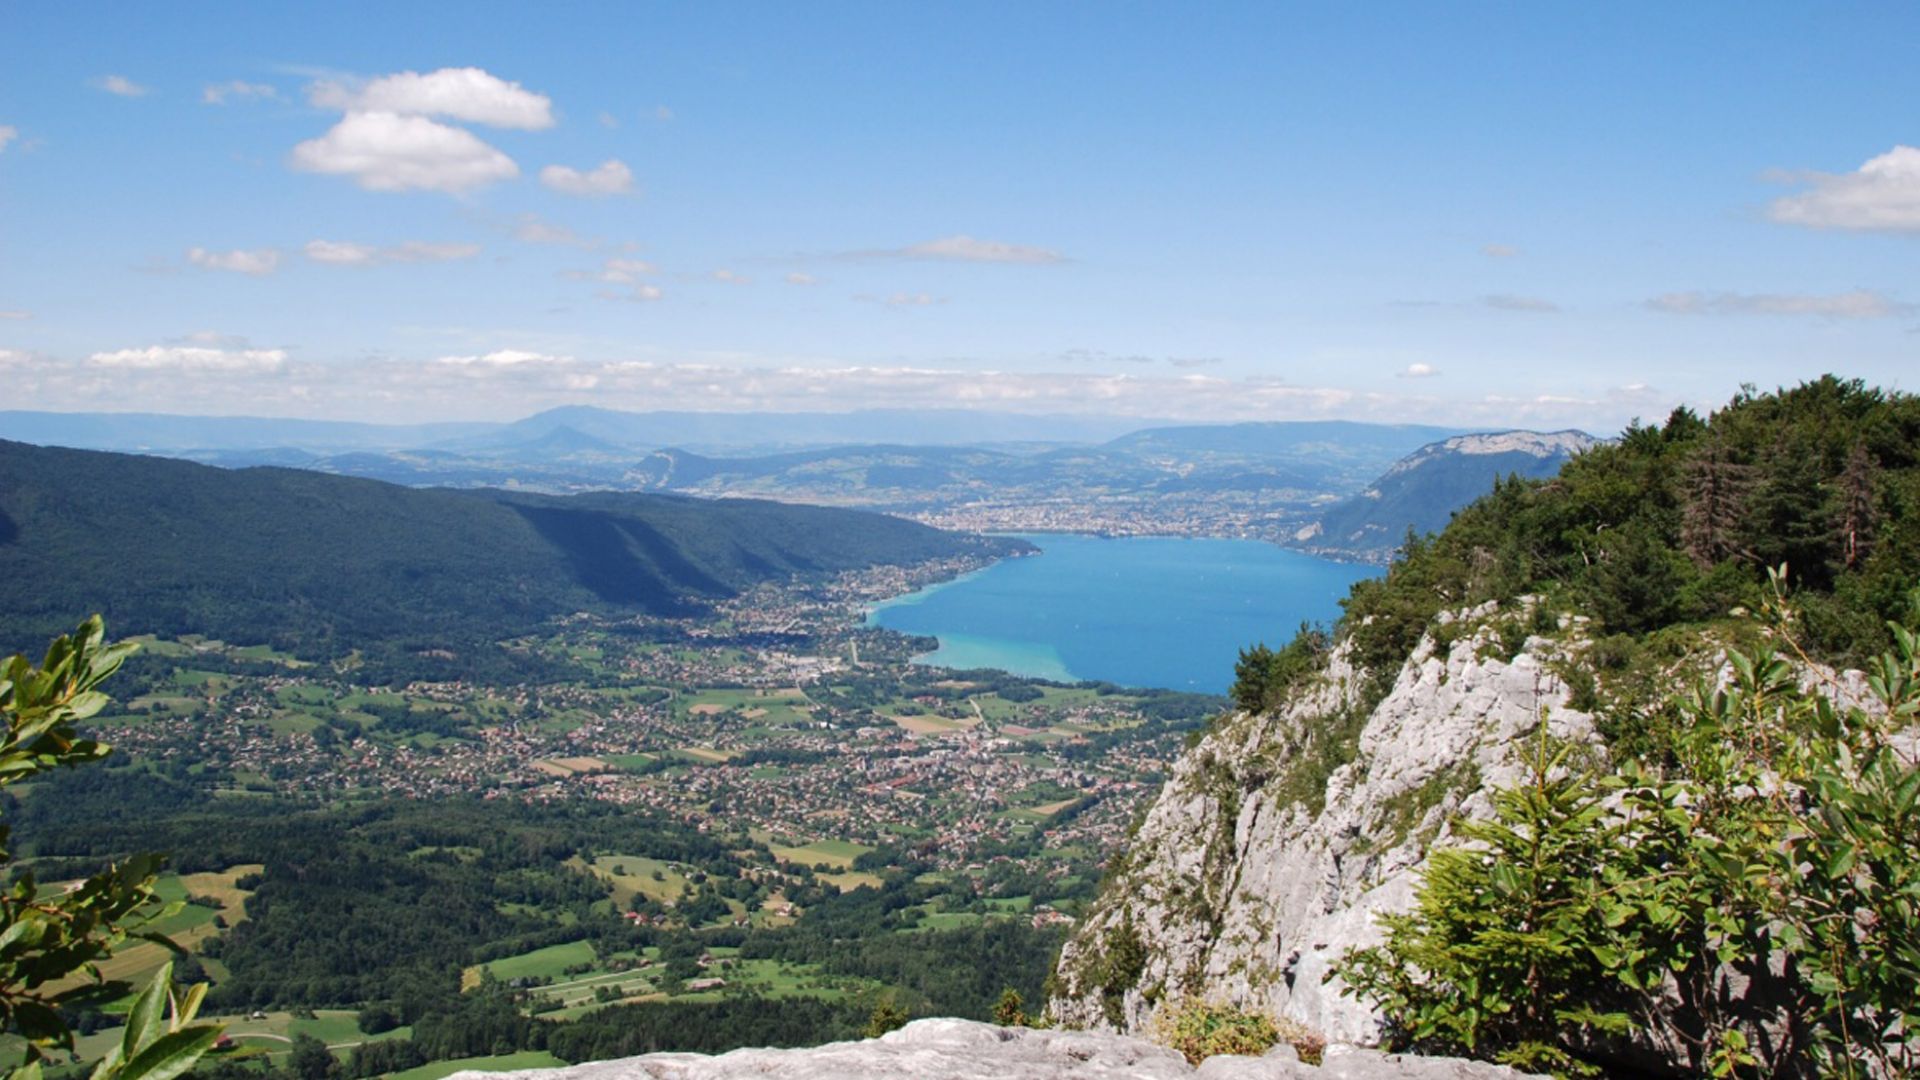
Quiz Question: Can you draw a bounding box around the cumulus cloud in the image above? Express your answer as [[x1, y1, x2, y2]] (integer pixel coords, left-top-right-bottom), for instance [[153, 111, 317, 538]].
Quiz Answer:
[[1768, 146, 1920, 233], [305, 239, 481, 265], [1646, 289, 1910, 319], [892, 235, 1067, 264], [1481, 243, 1520, 258], [1483, 294, 1560, 313], [291, 110, 519, 193], [2, 342, 1680, 432], [0, 125, 17, 154], [291, 67, 550, 194], [187, 247, 282, 275], [89, 345, 286, 371], [308, 67, 553, 130], [202, 80, 279, 105], [1398, 362, 1440, 378], [92, 75, 149, 97], [539, 159, 634, 196]]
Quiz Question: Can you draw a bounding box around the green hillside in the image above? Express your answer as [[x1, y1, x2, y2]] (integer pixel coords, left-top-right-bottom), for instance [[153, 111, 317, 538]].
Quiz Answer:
[[0, 440, 1021, 661], [1336, 378, 1918, 675]]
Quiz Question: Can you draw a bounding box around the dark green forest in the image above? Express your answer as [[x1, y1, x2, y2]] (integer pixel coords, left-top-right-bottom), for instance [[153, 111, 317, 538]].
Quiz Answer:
[[1236, 377, 1920, 717], [0, 440, 1024, 667]]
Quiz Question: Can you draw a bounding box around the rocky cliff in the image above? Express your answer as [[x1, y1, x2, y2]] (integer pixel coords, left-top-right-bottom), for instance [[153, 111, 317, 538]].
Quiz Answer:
[[1046, 600, 1595, 1044], [456, 1018, 1541, 1079]]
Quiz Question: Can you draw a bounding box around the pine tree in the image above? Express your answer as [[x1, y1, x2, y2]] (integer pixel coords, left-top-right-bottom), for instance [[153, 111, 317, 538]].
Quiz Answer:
[[1679, 434, 1755, 567], [1832, 440, 1878, 570]]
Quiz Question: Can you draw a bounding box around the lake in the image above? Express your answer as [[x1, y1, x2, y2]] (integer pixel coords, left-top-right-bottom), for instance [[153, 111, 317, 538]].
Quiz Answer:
[[865, 533, 1379, 695]]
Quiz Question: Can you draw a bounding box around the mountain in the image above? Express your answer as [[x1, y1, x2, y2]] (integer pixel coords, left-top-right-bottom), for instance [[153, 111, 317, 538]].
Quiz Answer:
[[1104, 420, 1461, 460], [0, 410, 489, 453], [1292, 430, 1600, 561], [0, 440, 1025, 661], [1044, 378, 1920, 1074]]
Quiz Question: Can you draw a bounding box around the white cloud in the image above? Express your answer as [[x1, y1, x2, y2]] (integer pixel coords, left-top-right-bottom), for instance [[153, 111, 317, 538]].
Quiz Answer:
[[1398, 362, 1440, 378], [92, 75, 149, 98], [308, 68, 553, 130], [785, 272, 818, 286], [2, 343, 1678, 431], [1768, 146, 1920, 233], [1483, 294, 1560, 313], [0, 349, 30, 369], [436, 349, 571, 368], [187, 247, 282, 275], [1647, 289, 1909, 319], [712, 269, 749, 285], [1480, 243, 1520, 258], [305, 239, 481, 265], [89, 345, 286, 371], [890, 235, 1067, 264], [202, 80, 279, 105], [859, 292, 943, 307], [539, 159, 634, 196], [290, 111, 518, 193], [619, 284, 664, 302], [304, 240, 377, 265], [564, 257, 655, 285], [514, 214, 590, 246], [0, 125, 17, 154]]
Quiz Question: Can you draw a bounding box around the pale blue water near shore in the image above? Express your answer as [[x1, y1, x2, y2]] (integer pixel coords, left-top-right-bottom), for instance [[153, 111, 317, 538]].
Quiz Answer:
[[866, 533, 1380, 695]]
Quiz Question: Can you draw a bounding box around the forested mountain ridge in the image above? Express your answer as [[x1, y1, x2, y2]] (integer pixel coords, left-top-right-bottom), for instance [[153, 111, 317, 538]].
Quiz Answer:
[[1050, 377, 1920, 1075], [0, 440, 1024, 662]]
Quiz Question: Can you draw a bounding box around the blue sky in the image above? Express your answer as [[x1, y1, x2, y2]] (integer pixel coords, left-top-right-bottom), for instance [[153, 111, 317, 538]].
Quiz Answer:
[[2, 2, 1916, 431]]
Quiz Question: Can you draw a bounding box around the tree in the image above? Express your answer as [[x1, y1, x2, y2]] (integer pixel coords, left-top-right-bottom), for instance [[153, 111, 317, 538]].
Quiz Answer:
[[992, 987, 1026, 1027], [0, 617, 222, 1080]]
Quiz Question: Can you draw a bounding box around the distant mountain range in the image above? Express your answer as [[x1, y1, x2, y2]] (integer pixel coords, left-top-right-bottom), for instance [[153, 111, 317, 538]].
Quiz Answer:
[[0, 407, 1170, 456], [0, 440, 1023, 666], [1291, 430, 1602, 561]]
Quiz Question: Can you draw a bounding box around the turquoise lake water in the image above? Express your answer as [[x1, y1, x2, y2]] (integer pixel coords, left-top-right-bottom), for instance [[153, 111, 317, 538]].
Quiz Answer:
[[865, 533, 1379, 695]]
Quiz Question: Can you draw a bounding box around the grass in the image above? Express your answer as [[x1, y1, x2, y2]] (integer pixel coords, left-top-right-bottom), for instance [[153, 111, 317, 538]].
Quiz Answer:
[[49, 866, 259, 993], [387, 1051, 566, 1080], [765, 838, 871, 870], [578, 855, 690, 907], [469, 940, 598, 986]]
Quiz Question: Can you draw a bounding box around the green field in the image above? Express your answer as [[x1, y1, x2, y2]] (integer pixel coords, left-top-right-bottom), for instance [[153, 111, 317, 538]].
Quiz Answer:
[[473, 940, 597, 984], [582, 854, 692, 907], [387, 1050, 565, 1080]]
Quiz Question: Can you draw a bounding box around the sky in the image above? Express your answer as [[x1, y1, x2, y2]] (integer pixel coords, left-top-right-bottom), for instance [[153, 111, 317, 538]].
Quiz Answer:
[[2, 2, 1916, 433]]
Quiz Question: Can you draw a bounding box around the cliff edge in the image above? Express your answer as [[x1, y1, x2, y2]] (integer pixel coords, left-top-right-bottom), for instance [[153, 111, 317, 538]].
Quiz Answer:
[[1046, 601, 1593, 1044]]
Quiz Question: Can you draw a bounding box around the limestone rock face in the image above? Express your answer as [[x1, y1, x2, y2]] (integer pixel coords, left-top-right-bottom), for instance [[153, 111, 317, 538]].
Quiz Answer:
[[1046, 604, 1596, 1045], [454, 1019, 1541, 1079]]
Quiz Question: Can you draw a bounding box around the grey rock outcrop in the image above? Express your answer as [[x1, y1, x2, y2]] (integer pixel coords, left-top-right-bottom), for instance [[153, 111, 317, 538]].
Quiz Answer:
[[454, 1019, 1541, 1079], [1047, 602, 1596, 1045]]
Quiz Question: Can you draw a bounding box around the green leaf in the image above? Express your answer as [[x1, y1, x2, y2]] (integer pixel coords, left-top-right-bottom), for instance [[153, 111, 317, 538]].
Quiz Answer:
[[120, 963, 173, 1064], [114, 1026, 223, 1080]]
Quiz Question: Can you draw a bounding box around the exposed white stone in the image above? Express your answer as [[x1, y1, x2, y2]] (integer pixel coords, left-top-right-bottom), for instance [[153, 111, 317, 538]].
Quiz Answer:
[[454, 1020, 1538, 1080], [1047, 608, 1597, 1044]]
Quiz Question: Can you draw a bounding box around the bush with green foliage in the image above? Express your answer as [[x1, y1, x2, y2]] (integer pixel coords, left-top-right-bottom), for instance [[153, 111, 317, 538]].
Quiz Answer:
[[1154, 999, 1281, 1065], [1340, 575, 1920, 1078], [0, 617, 222, 1080]]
